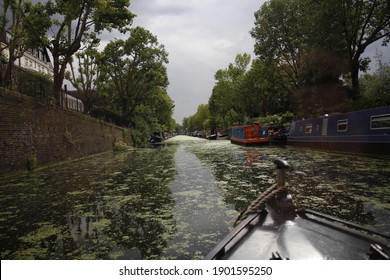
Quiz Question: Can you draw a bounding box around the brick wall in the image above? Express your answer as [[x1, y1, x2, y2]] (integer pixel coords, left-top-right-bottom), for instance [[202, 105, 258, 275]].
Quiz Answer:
[[0, 88, 131, 175]]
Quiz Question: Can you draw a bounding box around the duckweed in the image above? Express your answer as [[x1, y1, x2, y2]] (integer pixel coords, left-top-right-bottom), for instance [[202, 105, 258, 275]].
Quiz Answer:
[[0, 137, 389, 259]]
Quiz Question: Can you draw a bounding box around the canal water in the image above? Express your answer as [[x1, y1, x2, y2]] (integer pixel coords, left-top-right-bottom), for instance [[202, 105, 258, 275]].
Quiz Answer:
[[0, 136, 389, 259]]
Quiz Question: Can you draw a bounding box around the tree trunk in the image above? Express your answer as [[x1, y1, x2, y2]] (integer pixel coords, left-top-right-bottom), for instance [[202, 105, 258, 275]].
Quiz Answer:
[[350, 59, 360, 100], [4, 44, 16, 89], [52, 54, 68, 106]]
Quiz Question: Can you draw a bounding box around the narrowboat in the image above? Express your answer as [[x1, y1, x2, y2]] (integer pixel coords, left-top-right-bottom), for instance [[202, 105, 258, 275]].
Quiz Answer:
[[149, 132, 165, 146], [205, 159, 390, 260], [266, 125, 288, 145], [230, 123, 269, 146], [288, 106, 390, 155]]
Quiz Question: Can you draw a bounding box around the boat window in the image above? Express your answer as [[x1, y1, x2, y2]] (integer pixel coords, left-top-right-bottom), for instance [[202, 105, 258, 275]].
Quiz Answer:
[[337, 119, 348, 132], [305, 124, 312, 134], [371, 114, 390, 130]]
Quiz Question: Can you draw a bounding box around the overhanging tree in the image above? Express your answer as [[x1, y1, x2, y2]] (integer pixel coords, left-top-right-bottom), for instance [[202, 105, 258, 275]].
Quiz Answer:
[[335, 0, 390, 98], [0, 0, 44, 88], [21, 0, 134, 102], [100, 27, 169, 122]]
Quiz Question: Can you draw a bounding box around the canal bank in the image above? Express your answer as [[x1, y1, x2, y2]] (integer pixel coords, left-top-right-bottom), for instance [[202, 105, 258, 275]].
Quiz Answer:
[[0, 88, 131, 175], [0, 136, 389, 259]]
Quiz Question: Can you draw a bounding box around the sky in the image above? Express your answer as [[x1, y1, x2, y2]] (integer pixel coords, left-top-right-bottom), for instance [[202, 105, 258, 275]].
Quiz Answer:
[[126, 0, 265, 123], [98, 0, 390, 124]]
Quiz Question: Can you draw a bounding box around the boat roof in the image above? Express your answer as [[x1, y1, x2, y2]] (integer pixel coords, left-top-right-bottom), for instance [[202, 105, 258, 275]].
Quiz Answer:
[[292, 106, 390, 124]]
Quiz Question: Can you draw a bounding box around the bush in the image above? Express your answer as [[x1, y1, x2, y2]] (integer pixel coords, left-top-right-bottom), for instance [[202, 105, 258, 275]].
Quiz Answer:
[[16, 68, 53, 103], [27, 154, 38, 170], [113, 141, 131, 151]]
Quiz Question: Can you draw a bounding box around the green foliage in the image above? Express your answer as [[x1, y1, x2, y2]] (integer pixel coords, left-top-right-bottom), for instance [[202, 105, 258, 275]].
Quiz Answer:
[[183, 104, 211, 132], [16, 69, 53, 102], [23, 0, 135, 97], [358, 54, 390, 109], [100, 27, 169, 119], [250, 0, 390, 117], [280, 111, 295, 127], [65, 43, 104, 112], [203, 53, 292, 132], [208, 53, 252, 129], [113, 141, 131, 152], [332, 0, 390, 92], [99, 27, 174, 146], [27, 154, 38, 170], [130, 105, 156, 147]]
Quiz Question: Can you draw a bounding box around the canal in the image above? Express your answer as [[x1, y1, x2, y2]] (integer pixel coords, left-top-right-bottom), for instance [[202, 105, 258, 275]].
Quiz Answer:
[[0, 136, 389, 259]]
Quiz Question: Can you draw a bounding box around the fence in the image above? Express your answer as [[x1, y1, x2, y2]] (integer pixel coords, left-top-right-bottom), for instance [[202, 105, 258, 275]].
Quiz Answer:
[[1, 64, 128, 127]]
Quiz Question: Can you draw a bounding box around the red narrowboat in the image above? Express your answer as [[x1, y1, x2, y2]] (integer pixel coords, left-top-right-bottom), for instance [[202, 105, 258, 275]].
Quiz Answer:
[[230, 123, 269, 146]]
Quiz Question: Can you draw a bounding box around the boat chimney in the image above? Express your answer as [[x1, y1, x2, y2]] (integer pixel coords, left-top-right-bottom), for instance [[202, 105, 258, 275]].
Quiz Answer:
[[274, 159, 289, 188]]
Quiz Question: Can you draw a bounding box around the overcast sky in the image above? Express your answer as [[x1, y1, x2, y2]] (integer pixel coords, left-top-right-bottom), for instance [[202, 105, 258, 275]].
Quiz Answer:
[[99, 0, 389, 124], [125, 0, 265, 123]]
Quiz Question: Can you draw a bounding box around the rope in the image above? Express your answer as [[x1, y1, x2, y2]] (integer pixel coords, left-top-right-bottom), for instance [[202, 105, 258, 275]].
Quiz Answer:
[[234, 184, 288, 227]]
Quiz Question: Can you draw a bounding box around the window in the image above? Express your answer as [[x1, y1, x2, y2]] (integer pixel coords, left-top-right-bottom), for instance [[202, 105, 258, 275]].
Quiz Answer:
[[371, 114, 390, 130], [305, 124, 312, 134], [337, 119, 348, 132]]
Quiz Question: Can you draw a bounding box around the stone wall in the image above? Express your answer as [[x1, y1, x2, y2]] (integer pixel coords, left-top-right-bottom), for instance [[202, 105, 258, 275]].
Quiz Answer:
[[0, 88, 131, 175]]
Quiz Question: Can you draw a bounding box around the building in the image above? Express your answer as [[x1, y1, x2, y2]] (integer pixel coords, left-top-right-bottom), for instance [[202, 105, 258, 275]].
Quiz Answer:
[[1, 8, 83, 112], [1, 31, 54, 76]]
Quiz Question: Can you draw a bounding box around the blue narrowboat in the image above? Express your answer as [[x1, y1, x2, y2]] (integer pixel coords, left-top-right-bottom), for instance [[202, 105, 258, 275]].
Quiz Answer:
[[230, 123, 269, 146], [288, 106, 390, 155]]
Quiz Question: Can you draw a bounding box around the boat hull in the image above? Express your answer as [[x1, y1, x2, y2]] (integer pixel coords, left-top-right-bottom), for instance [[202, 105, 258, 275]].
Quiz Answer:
[[288, 106, 390, 155], [268, 135, 287, 145], [230, 137, 268, 146], [288, 136, 389, 155]]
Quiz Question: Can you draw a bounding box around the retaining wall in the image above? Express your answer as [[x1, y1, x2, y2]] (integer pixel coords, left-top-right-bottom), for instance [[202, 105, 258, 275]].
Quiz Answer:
[[0, 88, 131, 175]]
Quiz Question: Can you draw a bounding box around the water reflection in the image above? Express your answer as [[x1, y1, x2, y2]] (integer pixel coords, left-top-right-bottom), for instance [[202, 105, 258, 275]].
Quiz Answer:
[[0, 137, 389, 260]]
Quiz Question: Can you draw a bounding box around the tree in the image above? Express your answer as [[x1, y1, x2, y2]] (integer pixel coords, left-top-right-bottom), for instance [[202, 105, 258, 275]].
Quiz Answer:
[[250, 0, 390, 116], [335, 0, 390, 98], [0, 0, 44, 88], [209, 53, 251, 127], [182, 104, 211, 134], [100, 27, 169, 121], [251, 0, 309, 88], [359, 52, 390, 107], [238, 59, 292, 118], [21, 0, 134, 101], [65, 41, 103, 113], [146, 87, 175, 132]]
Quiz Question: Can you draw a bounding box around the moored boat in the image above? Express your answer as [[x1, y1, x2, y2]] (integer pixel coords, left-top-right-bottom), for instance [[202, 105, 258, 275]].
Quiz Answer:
[[266, 125, 288, 145], [205, 159, 390, 260], [149, 132, 165, 146], [230, 123, 268, 146], [288, 106, 390, 155]]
